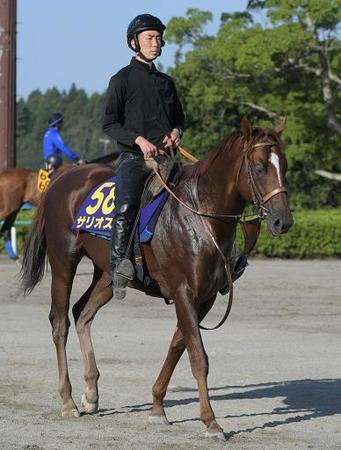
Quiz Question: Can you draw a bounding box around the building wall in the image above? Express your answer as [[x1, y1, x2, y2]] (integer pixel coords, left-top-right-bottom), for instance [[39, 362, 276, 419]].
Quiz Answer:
[[0, 0, 16, 170]]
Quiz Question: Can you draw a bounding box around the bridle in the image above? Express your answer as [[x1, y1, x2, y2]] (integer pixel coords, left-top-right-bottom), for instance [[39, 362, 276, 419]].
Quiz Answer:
[[238, 139, 288, 218]]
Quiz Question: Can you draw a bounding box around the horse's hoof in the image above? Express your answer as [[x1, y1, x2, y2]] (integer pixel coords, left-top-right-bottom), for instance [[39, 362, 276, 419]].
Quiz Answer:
[[81, 393, 98, 414], [61, 407, 80, 418], [205, 430, 226, 441], [61, 399, 80, 418], [148, 414, 171, 425]]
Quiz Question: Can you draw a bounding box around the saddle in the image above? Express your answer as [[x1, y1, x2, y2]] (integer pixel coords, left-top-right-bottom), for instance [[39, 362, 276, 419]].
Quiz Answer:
[[141, 156, 179, 205]]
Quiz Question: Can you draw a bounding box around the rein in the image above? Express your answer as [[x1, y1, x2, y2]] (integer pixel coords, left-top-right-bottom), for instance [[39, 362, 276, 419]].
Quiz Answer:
[[156, 142, 287, 221], [151, 140, 287, 330]]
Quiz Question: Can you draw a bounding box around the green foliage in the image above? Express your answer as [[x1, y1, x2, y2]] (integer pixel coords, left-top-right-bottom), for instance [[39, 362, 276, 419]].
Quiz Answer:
[[236, 209, 341, 258], [166, 0, 341, 209], [166, 8, 213, 52]]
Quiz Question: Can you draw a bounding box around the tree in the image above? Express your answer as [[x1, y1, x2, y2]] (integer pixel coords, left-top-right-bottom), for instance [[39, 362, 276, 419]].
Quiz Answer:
[[247, 0, 341, 134], [166, 2, 341, 208]]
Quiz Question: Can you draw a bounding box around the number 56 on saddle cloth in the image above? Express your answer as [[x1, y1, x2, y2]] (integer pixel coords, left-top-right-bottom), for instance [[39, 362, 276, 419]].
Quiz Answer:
[[71, 175, 171, 243]]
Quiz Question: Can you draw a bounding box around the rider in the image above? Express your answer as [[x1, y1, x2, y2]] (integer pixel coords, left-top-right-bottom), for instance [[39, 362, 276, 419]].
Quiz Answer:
[[43, 113, 80, 173], [102, 14, 185, 299]]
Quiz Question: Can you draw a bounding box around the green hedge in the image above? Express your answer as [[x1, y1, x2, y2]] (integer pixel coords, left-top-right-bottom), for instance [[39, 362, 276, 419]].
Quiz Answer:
[[237, 209, 341, 258], [1, 209, 341, 259]]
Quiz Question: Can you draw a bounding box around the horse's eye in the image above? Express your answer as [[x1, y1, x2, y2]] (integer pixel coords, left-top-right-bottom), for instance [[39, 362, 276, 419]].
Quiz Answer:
[[254, 164, 265, 175]]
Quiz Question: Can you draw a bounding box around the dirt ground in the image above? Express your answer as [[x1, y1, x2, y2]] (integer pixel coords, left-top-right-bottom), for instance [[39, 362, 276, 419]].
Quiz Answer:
[[0, 255, 340, 450]]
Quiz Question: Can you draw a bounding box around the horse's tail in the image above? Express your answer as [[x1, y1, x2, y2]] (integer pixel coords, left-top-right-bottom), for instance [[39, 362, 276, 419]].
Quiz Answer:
[[20, 194, 47, 295]]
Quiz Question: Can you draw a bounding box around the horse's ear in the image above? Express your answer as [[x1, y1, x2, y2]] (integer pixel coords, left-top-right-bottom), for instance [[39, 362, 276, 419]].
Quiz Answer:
[[241, 115, 252, 142], [274, 117, 286, 136]]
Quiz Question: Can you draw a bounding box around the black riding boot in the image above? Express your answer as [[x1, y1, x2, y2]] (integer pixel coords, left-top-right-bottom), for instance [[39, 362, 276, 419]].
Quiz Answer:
[[111, 151, 152, 299], [110, 212, 135, 300]]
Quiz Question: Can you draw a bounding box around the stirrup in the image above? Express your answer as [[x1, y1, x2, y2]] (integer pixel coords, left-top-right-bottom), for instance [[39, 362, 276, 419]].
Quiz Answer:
[[112, 259, 135, 300]]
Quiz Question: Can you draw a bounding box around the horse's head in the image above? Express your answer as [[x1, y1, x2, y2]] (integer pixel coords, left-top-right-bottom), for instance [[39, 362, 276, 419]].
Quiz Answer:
[[238, 116, 293, 236]]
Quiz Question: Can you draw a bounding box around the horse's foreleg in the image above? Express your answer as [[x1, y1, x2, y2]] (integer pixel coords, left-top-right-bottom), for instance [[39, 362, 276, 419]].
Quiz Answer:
[[49, 261, 79, 418], [175, 290, 225, 440], [72, 267, 112, 414], [149, 325, 185, 424]]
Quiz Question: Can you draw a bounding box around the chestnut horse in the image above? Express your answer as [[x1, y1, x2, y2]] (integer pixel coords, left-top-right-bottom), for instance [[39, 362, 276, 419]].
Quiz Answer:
[[0, 168, 41, 259], [21, 118, 293, 440]]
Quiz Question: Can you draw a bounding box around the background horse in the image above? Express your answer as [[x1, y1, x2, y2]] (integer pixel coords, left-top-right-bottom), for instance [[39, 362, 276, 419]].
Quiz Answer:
[[0, 153, 118, 259], [21, 117, 293, 440], [0, 168, 41, 259]]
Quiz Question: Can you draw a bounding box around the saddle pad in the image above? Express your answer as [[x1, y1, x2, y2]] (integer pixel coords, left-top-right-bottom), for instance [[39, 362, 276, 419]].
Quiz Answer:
[[71, 176, 169, 242]]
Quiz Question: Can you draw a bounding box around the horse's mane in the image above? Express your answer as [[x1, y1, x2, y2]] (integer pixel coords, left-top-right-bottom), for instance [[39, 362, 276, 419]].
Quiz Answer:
[[181, 128, 280, 181]]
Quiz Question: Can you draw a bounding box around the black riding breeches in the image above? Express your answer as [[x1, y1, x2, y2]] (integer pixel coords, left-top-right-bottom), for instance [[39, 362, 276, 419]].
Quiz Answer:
[[114, 152, 151, 217]]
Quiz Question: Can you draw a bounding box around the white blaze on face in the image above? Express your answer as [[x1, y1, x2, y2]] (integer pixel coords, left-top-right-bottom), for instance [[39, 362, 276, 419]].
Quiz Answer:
[[269, 152, 282, 186]]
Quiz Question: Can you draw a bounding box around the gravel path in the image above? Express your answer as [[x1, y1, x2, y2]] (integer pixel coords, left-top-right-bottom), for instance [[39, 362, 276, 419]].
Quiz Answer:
[[0, 256, 340, 450]]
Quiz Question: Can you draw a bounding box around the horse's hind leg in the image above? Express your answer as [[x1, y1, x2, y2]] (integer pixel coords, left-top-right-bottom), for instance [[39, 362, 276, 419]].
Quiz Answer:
[[72, 265, 112, 414], [49, 253, 81, 418]]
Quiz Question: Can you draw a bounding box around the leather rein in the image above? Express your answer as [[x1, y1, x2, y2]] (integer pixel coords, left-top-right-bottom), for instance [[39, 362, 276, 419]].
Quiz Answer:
[[150, 140, 287, 330], [155, 141, 287, 220]]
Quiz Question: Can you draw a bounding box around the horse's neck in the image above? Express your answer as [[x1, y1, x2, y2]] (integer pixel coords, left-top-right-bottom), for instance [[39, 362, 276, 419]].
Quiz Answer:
[[195, 149, 245, 216], [174, 151, 245, 258]]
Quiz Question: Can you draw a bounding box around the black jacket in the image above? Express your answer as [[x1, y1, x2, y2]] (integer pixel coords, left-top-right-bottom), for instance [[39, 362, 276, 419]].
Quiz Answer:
[[102, 58, 185, 153]]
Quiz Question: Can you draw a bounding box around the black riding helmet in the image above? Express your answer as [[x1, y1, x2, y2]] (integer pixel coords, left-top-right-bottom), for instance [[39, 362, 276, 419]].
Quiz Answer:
[[48, 112, 64, 128], [46, 153, 63, 169], [127, 14, 166, 53]]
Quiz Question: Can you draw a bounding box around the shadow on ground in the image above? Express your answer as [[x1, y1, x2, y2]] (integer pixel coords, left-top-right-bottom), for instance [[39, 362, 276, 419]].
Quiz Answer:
[[99, 378, 341, 436]]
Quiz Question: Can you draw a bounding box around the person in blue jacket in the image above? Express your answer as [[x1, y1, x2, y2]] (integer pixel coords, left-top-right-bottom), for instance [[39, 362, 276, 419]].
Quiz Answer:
[[43, 113, 80, 172]]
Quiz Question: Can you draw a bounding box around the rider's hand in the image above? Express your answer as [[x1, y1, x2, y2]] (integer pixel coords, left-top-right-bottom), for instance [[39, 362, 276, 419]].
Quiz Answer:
[[77, 159, 86, 165], [135, 136, 158, 160], [163, 128, 182, 150]]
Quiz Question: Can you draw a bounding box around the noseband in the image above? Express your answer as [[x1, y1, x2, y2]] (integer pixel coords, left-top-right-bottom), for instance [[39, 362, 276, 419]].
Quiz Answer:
[[240, 140, 287, 216]]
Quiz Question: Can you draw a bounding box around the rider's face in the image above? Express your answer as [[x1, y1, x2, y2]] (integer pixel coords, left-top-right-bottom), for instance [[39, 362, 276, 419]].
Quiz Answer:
[[136, 30, 162, 60]]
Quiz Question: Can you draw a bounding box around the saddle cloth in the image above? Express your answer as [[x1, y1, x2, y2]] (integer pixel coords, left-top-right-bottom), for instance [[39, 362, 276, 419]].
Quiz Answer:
[[71, 160, 177, 243]]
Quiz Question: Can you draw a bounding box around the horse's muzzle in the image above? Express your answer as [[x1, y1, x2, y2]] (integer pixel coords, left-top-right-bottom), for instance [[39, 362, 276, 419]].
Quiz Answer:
[[266, 210, 294, 236]]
